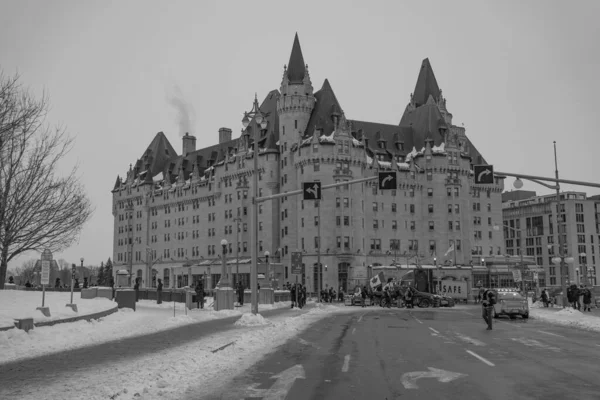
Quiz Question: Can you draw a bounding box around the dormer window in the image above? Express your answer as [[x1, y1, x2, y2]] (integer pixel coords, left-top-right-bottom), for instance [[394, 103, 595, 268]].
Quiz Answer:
[[396, 142, 404, 151], [312, 143, 318, 153], [377, 154, 385, 161], [378, 141, 386, 149]]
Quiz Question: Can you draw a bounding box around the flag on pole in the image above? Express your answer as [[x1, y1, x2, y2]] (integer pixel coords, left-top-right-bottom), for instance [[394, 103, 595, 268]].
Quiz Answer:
[[370, 271, 385, 289], [444, 244, 455, 257]]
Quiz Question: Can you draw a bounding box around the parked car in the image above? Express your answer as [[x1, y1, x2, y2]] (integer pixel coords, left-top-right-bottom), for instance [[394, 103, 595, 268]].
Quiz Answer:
[[492, 288, 529, 319], [411, 290, 439, 308]]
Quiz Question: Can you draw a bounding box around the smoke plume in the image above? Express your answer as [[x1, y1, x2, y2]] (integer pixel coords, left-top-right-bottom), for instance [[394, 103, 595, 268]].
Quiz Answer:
[[166, 83, 195, 137]]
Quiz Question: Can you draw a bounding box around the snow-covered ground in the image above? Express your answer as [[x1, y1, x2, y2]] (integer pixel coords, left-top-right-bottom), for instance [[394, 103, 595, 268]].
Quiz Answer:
[[0, 296, 295, 364], [0, 290, 115, 328], [3, 302, 357, 400], [529, 299, 600, 332]]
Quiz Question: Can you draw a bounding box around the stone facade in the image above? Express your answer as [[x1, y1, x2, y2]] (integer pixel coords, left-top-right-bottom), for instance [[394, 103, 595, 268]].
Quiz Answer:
[[111, 35, 505, 291]]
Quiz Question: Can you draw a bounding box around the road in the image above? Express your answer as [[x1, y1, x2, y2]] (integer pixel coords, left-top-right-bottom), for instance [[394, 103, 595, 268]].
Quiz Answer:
[[0, 304, 312, 399], [203, 305, 600, 400]]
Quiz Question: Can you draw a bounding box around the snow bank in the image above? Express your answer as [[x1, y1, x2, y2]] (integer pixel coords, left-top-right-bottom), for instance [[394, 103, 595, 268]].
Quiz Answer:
[[234, 313, 271, 327], [530, 306, 600, 333], [0, 300, 299, 364], [45, 304, 356, 400], [0, 291, 115, 328]]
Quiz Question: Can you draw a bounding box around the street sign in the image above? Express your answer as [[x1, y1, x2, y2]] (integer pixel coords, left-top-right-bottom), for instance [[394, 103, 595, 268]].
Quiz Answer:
[[473, 165, 494, 184], [41, 260, 50, 285], [291, 252, 303, 275], [302, 182, 321, 200], [512, 270, 522, 283], [378, 171, 397, 190]]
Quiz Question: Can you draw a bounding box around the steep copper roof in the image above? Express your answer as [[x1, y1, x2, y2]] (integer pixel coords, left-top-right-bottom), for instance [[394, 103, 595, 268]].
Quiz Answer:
[[140, 132, 178, 178], [349, 121, 414, 160], [412, 58, 440, 108], [399, 98, 446, 148], [304, 79, 342, 138], [287, 33, 306, 84]]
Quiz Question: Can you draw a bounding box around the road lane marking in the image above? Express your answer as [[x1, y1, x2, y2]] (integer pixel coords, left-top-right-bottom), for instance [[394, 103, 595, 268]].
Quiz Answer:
[[358, 312, 368, 322], [352, 328, 356, 335], [429, 327, 440, 334], [511, 338, 561, 352], [410, 314, 423, 324], [453, 333, 486, 347], [538, 330, 565, 338], [466, 350, 495, 367], [342, 355, 351, 372], [401, 367, 468, 389]]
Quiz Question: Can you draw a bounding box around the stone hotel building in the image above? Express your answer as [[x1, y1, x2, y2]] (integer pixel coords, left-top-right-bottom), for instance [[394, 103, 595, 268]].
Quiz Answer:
[[111, 34, 507, 293]]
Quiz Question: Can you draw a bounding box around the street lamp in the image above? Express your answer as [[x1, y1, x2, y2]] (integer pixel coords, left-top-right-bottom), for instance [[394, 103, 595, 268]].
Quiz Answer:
[[242, 94, 268, 315], [214, 239, 234, 310], [233, 217, 241, 285], [552, 254, 575, 307], [264, 251, 271, 288]]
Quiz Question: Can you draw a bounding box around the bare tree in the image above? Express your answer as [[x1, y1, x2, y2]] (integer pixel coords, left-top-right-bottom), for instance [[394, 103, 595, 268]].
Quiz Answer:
[[14, 258, 37, 285], [0, 70, 94, 289]]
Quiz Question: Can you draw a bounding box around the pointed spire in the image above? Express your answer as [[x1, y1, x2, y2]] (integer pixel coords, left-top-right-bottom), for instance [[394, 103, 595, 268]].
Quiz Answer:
[[113, 175, 121, 191], [412, 58, 441, 108], [286, 33, 306, 84]]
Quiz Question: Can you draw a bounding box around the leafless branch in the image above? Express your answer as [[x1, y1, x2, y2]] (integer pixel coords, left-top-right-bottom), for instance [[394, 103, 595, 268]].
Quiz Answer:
[[0, 70, 94, 288]]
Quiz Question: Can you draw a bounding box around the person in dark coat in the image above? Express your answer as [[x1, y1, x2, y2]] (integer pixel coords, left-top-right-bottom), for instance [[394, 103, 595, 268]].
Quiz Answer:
[[582, 286, 593, 312], [195, 281, 205, 309], [481, 289, 497, 330], [361, 285, 368, 308], [109, 277, 115, 299], [157, 279, 163, 304], [541, 289, 549, 308], [236, 281, 244, 306], [83, 277, 89, 289], [133, 278, 140, 302], [291, 284, 296, 308]]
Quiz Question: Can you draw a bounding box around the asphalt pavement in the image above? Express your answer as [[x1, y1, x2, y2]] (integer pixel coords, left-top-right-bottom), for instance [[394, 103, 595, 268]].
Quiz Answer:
[[205, 304, 600, 400], [0, 304, 312, 399]]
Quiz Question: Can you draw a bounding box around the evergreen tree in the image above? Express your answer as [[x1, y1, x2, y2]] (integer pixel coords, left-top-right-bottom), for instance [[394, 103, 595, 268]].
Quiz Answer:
[[97, 261, 105, 286], [104, 258, 113, 284]]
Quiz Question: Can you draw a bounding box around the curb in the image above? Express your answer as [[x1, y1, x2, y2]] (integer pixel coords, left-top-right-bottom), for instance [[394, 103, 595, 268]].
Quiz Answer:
[[0, 305, 119, 332]]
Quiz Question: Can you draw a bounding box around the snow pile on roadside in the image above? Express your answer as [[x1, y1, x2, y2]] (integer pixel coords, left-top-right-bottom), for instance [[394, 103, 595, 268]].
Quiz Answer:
[[530, 306, 600, 332], [0, 291, 115, 328], [234, 313, 271, 327], [10, 303, 358, 400], [0, 300, 294, 364]]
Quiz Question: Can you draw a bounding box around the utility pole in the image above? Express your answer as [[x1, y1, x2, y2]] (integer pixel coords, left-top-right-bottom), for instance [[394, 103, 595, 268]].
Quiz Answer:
[[554, 141, 568, 308], [317, 200, 321, 302]]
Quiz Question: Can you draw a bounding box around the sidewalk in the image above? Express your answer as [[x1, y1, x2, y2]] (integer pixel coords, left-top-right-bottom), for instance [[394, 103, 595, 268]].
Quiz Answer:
[[0, 303, 317, 390]]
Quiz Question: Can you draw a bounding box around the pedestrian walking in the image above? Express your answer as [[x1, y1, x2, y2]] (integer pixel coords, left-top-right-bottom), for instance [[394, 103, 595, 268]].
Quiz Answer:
[[291, 283, 297, 308], [195, 281, 205, 309], [582, 286, 592, 312], [157, 279, 163, 304], [237, 281, 244, 306], [134, 278, 140, 302], [481, 288, 496, 330], [361, 285, 367, 308]]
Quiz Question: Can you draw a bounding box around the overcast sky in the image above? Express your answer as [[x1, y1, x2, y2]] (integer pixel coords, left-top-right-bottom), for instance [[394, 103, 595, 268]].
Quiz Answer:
[[2, 0, 599, 269]]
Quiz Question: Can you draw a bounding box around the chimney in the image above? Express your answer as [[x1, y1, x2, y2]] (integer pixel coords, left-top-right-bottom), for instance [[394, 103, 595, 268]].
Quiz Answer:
[[182, 132, 196, 156], [219, 127, 232, 144]]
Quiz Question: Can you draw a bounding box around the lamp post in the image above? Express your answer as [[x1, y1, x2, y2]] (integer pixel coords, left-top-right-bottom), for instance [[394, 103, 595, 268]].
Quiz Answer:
[[264, 251, 272, 288], [242, 94, 268, 315], [317, 200, 322, 302], [233, 217, 241, 286], [214, 239, 234, 310], [552, 254, 575, 307]]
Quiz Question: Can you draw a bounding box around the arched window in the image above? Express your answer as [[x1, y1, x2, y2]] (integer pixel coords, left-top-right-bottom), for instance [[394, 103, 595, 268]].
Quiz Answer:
[[338, 263, 350, 292], [152, 269, 158, 288], [163, 268, 170, 288]]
